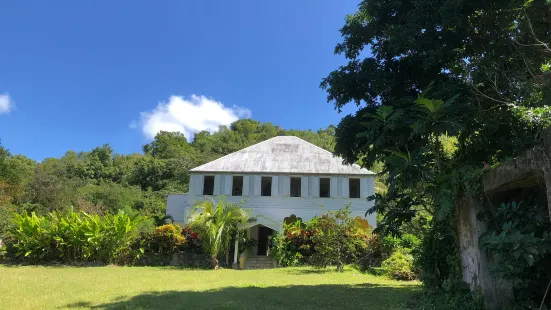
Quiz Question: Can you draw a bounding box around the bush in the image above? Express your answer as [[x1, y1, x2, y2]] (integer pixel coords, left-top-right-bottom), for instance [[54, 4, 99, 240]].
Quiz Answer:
[[5, 208, 143, 264], [270, 207, 370, 271], [381, 233, 421, 255], [181, 225, 201, 252], [381, 248, 416, 281], [308, 207, 368, 272], [141, 224, 186, 255]]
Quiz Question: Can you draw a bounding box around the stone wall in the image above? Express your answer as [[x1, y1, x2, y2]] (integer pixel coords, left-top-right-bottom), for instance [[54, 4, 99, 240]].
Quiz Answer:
[[169, 252, 211, 268], [136, 252, 211, 268]]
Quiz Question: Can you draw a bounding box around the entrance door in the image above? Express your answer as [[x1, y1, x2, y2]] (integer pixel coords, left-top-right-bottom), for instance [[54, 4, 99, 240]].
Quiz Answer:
[[257, 226, 272, 256]]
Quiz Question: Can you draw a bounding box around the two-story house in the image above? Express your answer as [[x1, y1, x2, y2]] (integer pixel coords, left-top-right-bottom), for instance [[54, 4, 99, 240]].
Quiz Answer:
[[166, 136, 375, 267]]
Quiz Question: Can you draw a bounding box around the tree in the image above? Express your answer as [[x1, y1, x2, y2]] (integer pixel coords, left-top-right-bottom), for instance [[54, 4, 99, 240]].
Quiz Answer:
[[322, 0, 551, 287], [309, 206, 367, 272], [188, 198, 249, 269]]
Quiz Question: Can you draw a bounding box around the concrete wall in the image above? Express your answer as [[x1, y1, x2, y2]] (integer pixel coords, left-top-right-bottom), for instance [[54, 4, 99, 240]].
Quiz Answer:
[[167, 172, 376, 229], [457, 128, 551, 309], [457, 196, 512, 309]]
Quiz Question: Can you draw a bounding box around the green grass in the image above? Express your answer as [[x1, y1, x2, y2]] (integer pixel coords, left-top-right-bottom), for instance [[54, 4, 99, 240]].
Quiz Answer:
[[0, 266, 421, 310]]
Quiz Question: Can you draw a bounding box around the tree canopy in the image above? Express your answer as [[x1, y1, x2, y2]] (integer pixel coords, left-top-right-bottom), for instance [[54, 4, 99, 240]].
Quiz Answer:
[[322, 0, 551, 293]]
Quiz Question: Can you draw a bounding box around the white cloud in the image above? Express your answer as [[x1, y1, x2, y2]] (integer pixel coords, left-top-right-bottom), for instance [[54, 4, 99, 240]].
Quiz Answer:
[[138, 95, 252, 140], [0, 93, 14, 114]]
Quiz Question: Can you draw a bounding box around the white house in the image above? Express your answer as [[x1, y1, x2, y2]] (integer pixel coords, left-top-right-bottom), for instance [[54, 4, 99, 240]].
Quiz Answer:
[[166, 136, 376, 267]]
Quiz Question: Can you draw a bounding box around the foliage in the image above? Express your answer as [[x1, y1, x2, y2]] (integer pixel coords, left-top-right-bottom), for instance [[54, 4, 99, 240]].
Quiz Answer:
[[0, 121, 336, 266], [480, 200, 551, 306], [141, 224, 186, 255], [4, 208, 143, 264], [269, 218, 316, 266], [0, 121, 336, 239], [181, 225, 202, 251], [270, 209, 373, 271], [188, 198, 249, 269], [307, 207, 368, 272], [321, 0, 551, 301], [381, 248, 416, 281], [410, 280, 485, 310]]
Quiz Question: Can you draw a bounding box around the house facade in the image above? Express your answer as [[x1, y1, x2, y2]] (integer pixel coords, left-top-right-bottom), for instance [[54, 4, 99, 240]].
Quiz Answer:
[[166, 136, 376, 267]]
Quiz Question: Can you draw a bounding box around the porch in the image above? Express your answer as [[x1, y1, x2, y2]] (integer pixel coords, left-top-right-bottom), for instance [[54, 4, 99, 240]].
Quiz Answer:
[[233, 214, 282, 270]]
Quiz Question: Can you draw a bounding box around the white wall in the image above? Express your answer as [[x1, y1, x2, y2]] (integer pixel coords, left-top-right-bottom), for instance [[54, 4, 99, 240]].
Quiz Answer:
[[167, 173, 377, 229]]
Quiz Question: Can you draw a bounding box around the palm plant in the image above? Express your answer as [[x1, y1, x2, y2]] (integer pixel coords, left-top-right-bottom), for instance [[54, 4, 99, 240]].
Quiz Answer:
[[188, 198, 248, 269]]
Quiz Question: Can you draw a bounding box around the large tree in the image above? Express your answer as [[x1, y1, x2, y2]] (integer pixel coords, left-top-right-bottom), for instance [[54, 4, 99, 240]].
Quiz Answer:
[[322, 0, 551, 288]]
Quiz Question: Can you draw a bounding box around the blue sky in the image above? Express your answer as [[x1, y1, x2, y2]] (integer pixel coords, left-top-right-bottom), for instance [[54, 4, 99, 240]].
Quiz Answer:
[[0, 1, 361, 161]]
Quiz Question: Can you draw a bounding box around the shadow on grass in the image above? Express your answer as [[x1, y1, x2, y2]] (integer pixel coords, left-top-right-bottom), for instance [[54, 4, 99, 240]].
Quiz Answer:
[[281, 268, 334, 275], [64, 283, 421, 310]]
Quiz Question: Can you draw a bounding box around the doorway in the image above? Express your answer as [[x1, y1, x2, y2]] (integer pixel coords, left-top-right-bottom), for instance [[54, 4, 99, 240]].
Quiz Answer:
[[257, 226, 273, 256]]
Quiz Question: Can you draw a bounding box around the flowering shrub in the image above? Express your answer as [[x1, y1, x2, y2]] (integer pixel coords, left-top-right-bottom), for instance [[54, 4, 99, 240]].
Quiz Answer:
[[269, 218, 317, 266], [141, 224, 186, 255], [270, 207, 372, 272], [181, 226, 201, 252]]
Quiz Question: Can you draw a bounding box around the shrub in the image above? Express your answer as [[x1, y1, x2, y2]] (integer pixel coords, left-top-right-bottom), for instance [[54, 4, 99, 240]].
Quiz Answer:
[[381, 233, 421, 255], [141, 224, 186, 255], [309, 207, 367, 272], [181, 225, 201, 252], [381, 248, 416, 281], [6, 208, 143, 264], [410, 279, 485, 310], [269, 231, 309, 267]]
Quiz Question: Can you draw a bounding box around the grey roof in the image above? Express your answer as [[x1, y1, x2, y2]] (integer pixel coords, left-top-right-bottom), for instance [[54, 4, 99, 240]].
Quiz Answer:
[[190, 136, 374, 175]]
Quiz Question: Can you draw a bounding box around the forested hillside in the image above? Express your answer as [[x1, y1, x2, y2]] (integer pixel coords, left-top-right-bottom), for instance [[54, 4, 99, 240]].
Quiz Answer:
[[0, 119, 336, 235]]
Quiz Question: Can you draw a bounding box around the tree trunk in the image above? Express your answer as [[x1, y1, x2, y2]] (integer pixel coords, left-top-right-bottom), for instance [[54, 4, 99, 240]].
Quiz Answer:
[[211, 254, 219, 270]]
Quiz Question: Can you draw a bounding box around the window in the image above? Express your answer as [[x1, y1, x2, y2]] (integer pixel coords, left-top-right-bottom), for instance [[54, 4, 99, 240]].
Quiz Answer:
[[261, 176, 272, 196], [232, 176, 243, 196], [290, 177, 301, 197], [349, 178, 360, 198], [320, 178, 330, 198], [203, 176, 214, 195]]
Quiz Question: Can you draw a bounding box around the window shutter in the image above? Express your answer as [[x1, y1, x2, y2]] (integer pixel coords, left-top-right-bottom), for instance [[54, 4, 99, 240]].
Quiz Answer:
[[330, 177, 338, 198], [242, 175, 250, 196], [214, 175, 221, 195], [224, 175, 232, 196], [341, 177, 350, 198], [310, 176, 320, 197], [271, 176, 278, 196], [360, 178, 369, 198], [301, 176, 309, 197], [253, 175, 261, 196]]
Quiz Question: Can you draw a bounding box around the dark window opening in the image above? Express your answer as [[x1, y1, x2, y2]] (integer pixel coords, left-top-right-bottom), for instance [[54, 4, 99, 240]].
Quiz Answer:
[[232, 176, 243, 196], [203, 176, 214, 195], [349, 178, 361, 198], [261, 177, 272, 196], [320, 178, 330, 198], [290, 177, 301, 197]]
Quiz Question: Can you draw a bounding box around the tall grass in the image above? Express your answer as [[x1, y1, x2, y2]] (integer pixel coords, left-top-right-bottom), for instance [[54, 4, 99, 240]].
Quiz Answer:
[[4, 208, 143, 264]]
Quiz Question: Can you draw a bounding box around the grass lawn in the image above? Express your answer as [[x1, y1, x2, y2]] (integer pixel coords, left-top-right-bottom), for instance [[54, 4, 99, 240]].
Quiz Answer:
[[0, 265, 421, 310]]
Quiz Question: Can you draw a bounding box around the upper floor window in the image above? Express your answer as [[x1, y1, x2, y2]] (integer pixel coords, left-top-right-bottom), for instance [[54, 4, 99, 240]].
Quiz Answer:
[[290, 177, 301, 197], [261, 176, 272, 196], [349, 178, 360, 198], [203, 176, 214, 195], [320, 177, 330, 198], [232, 176, 243, 196]]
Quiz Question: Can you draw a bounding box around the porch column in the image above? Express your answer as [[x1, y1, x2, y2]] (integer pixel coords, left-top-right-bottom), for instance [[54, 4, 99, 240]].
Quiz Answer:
[[233, 239, 239, 264]]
